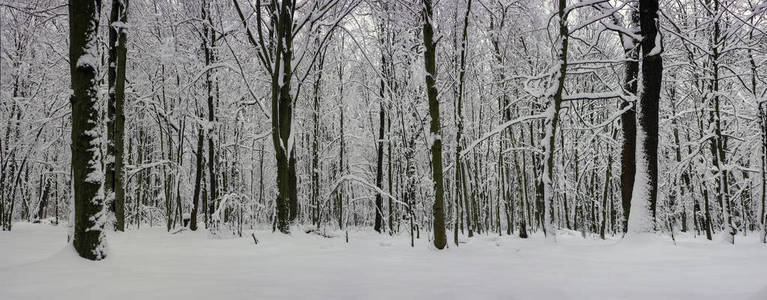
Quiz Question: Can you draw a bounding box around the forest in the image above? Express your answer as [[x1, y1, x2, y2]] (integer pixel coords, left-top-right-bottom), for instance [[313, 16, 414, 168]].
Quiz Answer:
[[1, 0, 767, 299]]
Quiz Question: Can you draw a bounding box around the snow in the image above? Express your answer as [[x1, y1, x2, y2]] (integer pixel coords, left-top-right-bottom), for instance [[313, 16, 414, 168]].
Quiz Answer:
[[2, 223, 767, 300], [75, 53, 98, 71], [628, 65, 653, 236], [427, 133, 441, 148], [647, 19, 663, 57]]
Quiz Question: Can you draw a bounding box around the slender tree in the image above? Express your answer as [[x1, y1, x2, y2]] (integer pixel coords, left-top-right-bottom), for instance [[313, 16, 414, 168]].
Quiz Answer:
[[107, 0, 128, 231], [191, 126, 204, 231], [454, 0, 473, 244], [541, 0, 569, 241], [421, 0, 447, 250]]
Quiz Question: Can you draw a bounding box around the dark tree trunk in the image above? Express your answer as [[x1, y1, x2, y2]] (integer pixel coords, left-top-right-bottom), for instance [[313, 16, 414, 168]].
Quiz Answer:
[[374, 100, 385, 233], [69, 0, 107, 260], [454, 0, 473, 243], [202, 1, 219, 227], [338, 64, 345, 230], [422, 0, 447, 250], [540, 0, 569, 240], [374, 102, 385, 232], [37, 174, 50, 220], [628, 0, 662, 234], [620, 8, 639, 234], [191, 127, 204, 231], [270, 0, 295, 233], [107, 0, 128, 232]]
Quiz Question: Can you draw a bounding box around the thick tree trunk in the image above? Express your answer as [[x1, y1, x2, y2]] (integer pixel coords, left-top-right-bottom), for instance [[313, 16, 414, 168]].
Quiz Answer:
[[270, 0, 295, 233], [620, 8, 639, 234], [627, 0, 662, 235], [69, 0, 107, 260]]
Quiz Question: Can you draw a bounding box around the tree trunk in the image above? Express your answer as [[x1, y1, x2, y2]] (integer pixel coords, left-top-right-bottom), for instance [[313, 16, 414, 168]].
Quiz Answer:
[[338, 65, 345, 230], [270, 0, 295, 233], [374, 101, 385, 233], [707, 0, 734, 244], [107, 0, 128, 232], [69, 0, 107, 260], [627, 0, 662, 235], [454, 0, 472, 241], [202, 1, 219, 228], [422, 0, 446, 250], [620, 7, 639, 234], [191, 127, 204, 231], [541, 0, 569, 241]]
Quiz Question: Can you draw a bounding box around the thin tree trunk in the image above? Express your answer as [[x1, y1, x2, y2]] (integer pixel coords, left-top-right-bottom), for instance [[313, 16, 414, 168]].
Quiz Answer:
[[191, 127, 204, 231], [541, 0, 569, 241], [107, 0, 128, 232], [202, 1, 219, 228], [422, 0, 446, 249]]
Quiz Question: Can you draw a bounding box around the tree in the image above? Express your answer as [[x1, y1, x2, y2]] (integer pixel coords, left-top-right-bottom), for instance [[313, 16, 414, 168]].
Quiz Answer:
[[541, 0, 569, 241], [706, 0, 735, 244], [618, 5, 639, 234], [191, 126, 204, 231], [233, 0, 357, 233], [454, 0, 473, 244], [421, 0, 447, 250], [70, 0, 107, 260], [373, 5, 390, 233], [627, 0, 663, 235], [107, 0, 128, 232]]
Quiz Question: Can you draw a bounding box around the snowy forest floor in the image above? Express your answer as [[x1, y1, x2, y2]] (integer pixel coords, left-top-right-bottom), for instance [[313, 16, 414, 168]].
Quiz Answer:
[[1, 223, 766, 300]]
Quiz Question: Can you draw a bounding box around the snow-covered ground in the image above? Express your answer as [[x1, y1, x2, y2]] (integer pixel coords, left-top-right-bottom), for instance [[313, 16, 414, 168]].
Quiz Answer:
[[1, 223, 766, 300]]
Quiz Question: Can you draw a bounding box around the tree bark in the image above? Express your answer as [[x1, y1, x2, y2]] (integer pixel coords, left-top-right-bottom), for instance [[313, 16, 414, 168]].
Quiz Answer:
[[202, 0, 219, 228], [374, 83, 385, 232], [191, 127, 204, 231], [620, 7, 639, 234], [627, 0, 662, 235], [541, 0, 569, 241], [422, 0, 447, 250], [270, 0, 295, 233], [69, 0, 107, 260], [107, 0, 128, 232]]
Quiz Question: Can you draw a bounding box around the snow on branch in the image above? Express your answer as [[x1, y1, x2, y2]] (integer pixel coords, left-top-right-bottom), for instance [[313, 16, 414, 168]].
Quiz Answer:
[[562, 90, 630, 102], [460, 113, 547, 158], [126, 160, 173, 178], [564, 0, 611, 18], [325, 175, 409, 209], [569, 3, 626, 35]]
